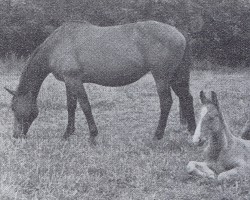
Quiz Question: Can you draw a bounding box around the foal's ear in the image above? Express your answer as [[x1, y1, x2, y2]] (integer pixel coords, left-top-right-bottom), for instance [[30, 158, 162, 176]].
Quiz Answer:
[[4, 87, 16, 96], [211, 91, 219, 107], [200, 90, 207, 104]]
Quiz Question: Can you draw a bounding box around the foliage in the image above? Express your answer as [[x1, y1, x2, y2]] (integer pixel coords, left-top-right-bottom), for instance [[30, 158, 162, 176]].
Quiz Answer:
[[190, 1, 250, 66], [0, 0, 249, 66]]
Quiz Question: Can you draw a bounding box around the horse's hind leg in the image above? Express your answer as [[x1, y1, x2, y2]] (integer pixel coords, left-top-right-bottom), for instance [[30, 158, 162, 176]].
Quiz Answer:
[[78, 85, 98, 143], [63, 84, 77, 139], [151, 72, 173, 140], [64, 77, 98, 144], [171, 69, 196, 135]]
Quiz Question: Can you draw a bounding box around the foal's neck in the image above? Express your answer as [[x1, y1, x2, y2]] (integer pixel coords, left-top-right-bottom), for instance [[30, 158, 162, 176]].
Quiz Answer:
[[218, 111, 234, 146], [16, 54, 50, 100], [207, 111, 234, 161]]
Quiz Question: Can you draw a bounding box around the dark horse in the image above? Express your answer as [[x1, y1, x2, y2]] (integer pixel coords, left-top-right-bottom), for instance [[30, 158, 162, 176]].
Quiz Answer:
[[5, 21, 196, 143]]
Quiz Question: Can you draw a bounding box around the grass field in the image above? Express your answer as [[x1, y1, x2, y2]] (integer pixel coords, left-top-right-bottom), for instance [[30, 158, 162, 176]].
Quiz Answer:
[[1, 59, 250, 199]]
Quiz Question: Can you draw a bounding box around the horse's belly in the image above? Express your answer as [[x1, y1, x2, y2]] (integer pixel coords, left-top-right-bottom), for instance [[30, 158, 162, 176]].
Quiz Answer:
[[82, 62, 149, 86]]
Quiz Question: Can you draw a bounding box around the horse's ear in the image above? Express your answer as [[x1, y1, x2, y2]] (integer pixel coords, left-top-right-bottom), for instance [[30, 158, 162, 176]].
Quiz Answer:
[[200, 90, 207, 104], [4, 87, 16, 96], [211, 91, 219, 107]]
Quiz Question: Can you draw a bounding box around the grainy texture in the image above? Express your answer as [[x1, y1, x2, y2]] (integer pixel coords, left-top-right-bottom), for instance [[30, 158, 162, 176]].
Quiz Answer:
[[1, 62, 250, 199]]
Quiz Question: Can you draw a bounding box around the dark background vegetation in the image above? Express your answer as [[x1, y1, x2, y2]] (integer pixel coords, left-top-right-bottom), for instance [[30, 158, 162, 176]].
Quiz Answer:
[[0, 0, 250, 67]]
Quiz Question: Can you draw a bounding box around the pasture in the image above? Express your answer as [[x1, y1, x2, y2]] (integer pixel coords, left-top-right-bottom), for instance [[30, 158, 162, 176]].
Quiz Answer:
[[0, 59, 250, 199]]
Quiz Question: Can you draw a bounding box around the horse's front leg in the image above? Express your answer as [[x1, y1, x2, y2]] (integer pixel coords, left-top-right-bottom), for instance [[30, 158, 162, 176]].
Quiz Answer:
[[63, 84, 77, 139], [187, 161, 216, 179], [64, 77, 98, 144]]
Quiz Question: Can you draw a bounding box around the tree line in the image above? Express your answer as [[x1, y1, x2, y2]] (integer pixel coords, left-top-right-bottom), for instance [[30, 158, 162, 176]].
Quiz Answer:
[[0, 0, 250, 66]]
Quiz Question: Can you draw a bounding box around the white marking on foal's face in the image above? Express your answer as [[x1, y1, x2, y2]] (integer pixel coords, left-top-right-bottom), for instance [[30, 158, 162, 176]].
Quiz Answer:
[[193, 106, 208, 146]]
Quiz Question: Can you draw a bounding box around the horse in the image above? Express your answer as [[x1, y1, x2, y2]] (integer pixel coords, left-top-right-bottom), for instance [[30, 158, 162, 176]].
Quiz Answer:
[[187, 91, 250, 182], [5, 20, 196, 144]]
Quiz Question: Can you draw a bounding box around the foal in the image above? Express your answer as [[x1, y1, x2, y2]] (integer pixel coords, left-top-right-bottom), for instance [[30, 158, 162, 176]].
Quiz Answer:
[[187, 91, 250, 182]]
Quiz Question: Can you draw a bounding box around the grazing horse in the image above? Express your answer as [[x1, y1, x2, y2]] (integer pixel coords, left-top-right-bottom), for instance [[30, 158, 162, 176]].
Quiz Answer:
[[5, 20, 196, 143], [187, 91, 250, 182]]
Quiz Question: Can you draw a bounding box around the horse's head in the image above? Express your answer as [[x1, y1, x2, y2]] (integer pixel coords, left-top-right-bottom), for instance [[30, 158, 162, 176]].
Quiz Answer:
[[5, 87, 38, 138], [193, 91, 223, 146]]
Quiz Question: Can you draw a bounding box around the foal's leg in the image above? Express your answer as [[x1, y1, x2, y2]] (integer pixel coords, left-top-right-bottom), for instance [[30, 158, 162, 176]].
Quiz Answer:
[[171, 69, 196, 135], [63, 84, 77, 139], [64, 77, 98, 144], [217, 166, 245, 183], [151, 74, 173, 140], [187, 161, 215, 179]]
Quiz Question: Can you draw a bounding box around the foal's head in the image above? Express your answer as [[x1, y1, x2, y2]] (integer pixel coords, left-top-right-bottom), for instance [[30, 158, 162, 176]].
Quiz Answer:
[[193, 91, 224, 146], [5, 87, 38, 138]]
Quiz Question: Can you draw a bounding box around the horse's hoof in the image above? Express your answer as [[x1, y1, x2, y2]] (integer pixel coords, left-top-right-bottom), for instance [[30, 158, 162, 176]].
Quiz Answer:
[[13, 134, 27, 139], [63, 132, 73, 139], [90, 129, 99, 138], [153, 133, 163, 140], [63, 133, 72, 140], [63, 128, 75, 139], [89, 136, 97, 146]]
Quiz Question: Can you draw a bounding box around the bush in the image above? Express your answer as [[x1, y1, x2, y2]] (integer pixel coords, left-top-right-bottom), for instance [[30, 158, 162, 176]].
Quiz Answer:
[[0, 1, 53, 57]]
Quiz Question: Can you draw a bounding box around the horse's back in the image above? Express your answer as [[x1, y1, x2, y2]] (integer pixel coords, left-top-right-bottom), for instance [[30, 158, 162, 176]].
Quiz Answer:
[[52, 20, 185, 56]]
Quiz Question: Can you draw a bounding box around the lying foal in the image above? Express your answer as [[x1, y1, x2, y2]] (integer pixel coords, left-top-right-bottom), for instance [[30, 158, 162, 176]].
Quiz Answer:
[[187, 91, 250, 182]]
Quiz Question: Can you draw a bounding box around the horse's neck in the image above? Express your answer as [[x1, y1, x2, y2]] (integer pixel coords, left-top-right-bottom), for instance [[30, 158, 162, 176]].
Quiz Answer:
[[206, 113, 234, 161], [16, 59, 50, 100]]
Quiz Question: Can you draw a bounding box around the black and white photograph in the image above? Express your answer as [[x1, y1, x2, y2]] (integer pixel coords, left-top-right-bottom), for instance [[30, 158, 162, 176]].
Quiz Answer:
[[1, 0, 250, 199]]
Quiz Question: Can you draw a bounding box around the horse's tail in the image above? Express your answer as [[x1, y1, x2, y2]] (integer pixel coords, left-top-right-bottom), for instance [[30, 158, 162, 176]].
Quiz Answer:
[[182, 38, 192, 70], [173, 37, 192, 84]]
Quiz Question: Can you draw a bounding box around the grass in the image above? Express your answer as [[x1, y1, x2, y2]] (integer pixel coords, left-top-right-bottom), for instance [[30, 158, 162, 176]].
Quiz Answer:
[[1, 58, 250, 199]]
